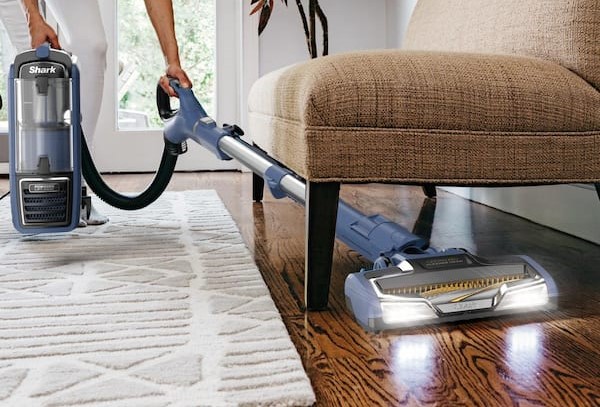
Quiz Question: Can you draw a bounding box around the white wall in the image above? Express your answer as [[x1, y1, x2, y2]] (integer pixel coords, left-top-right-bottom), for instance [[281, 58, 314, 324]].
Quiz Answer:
[[258, 0, 393, 75], [386, 0, 418, 48], [445, 185, 600, 244]]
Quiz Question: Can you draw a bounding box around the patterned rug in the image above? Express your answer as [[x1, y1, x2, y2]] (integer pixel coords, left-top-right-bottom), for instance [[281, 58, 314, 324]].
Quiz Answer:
[[0, 190, 315, 407]]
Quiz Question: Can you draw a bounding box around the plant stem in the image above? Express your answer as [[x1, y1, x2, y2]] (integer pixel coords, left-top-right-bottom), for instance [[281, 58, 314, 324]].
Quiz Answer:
[[294, 0, 312, 57], [315, 1, 328, 56], [309, 0, 317, 58]]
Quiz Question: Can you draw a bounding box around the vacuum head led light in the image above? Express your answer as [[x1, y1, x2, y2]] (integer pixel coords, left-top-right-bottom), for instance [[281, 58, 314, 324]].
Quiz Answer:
[[345, 251, 556, 331]]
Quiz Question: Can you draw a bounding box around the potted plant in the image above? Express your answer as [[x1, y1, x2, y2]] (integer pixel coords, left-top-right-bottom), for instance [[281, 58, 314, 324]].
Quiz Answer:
[[250, 0, 328, 58]]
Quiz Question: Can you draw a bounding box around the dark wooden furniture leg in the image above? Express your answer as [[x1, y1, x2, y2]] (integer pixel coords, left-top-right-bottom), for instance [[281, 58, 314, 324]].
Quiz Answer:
[[422, 184, 437, 198], [251, 143, 266, 202], [412, 196, 437, 243], [252, 172, 265, 202], [305, 181, 340, 310]]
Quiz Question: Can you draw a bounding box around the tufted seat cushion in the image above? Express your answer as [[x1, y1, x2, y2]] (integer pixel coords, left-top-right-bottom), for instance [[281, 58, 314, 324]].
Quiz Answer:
[[248, 50, 600, 184]]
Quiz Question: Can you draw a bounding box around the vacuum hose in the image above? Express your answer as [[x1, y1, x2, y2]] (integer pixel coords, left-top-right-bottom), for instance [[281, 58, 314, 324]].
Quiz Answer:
[[81, 135, 178, 210], [81, 84, 182, 210]]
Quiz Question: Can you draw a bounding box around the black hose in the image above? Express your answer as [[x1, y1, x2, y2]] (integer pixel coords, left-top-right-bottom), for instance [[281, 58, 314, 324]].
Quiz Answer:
[[81, 130, 178, 210]]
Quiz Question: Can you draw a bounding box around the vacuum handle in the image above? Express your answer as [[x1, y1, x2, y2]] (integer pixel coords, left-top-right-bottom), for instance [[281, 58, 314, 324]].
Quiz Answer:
[[35, 42, 51, 58], [156, 80, 178, 120]]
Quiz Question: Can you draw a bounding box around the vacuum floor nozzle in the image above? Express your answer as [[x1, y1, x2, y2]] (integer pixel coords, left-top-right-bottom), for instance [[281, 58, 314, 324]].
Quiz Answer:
[[345, 251, 556, 331]]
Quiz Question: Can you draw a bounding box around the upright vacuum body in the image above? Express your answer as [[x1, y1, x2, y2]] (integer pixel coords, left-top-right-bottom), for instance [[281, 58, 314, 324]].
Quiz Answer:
[[8, 45, 81, 233]]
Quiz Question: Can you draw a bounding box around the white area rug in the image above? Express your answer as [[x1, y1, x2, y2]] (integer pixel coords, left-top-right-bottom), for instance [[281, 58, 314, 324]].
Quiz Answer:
[[0, 190, 315, 406]]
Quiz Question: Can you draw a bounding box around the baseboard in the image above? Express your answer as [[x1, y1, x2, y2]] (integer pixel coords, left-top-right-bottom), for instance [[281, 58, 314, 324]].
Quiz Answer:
[[0, 163, 7, 174], [443, 185, 600, 245]]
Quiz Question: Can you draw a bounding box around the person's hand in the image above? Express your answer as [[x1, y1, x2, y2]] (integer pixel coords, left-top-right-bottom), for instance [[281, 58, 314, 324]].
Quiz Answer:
[[28, 16, 61, 49], [159, 63, 192, 97]]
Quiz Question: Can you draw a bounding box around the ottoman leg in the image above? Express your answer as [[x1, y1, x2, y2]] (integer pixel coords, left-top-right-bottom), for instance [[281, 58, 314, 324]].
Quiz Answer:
[[421, 184, 437, 198], [252, 172, 265, 202], [305, 181, 340, 310], [252, 144, 266, 202]]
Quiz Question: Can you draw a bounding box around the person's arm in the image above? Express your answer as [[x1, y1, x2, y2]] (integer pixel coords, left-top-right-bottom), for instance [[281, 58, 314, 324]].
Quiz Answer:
[[21, 0, 60, 49], [144, 0, 192, 96]]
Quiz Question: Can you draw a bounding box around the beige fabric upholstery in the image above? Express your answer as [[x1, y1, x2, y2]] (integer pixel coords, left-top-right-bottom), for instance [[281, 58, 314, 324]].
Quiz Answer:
[[248, 50, 600, 183], [404, 0, 600, 90]]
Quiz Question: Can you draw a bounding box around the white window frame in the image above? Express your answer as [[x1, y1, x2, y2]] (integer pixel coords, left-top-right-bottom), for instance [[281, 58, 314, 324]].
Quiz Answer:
[[92, 0, 257, 173]]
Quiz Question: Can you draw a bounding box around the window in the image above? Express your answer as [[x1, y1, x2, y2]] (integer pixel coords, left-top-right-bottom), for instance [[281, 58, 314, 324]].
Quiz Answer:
[[117, 0, 216, 129], [92, 0, 248, 172]]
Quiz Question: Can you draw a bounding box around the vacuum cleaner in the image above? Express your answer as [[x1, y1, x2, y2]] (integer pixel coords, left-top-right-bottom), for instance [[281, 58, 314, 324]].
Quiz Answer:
[[7, 44, 180, 234], [5, 46, 556, 330]]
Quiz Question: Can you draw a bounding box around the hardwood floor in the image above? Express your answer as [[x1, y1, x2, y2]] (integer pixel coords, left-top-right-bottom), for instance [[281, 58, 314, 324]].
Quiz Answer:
[[1, 172, 598, 406]]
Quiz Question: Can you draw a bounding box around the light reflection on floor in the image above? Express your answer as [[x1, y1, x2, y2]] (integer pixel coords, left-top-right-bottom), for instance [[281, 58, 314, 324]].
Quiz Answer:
[[390, 335, 435, 389], [505, 324, 544, 388]]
